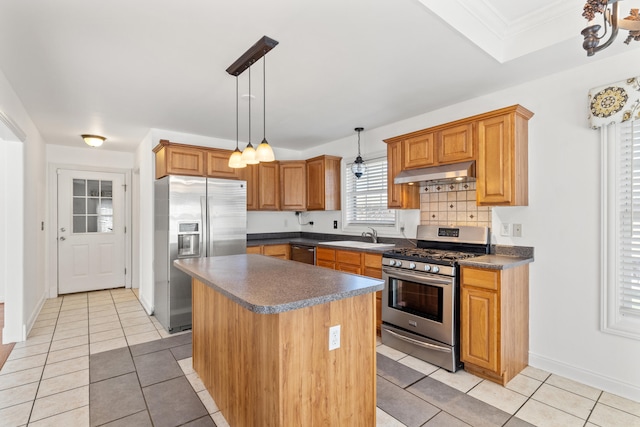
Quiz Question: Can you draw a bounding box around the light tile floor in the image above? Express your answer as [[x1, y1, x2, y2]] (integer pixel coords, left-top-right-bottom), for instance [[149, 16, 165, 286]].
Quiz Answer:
[[0, 289, 638, 426]]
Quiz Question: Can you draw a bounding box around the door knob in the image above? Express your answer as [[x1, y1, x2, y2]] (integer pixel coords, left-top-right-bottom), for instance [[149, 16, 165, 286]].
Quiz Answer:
[[60, 227, 66, 232], [59, 236, 66, 241]]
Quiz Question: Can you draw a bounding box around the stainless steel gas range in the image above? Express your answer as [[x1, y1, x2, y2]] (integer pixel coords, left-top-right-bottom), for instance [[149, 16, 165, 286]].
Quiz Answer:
[[381, 225, 490, 372]]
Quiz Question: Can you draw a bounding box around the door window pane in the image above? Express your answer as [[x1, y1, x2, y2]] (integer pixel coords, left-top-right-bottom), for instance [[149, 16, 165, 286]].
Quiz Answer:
[[72, 179, 114, 234]]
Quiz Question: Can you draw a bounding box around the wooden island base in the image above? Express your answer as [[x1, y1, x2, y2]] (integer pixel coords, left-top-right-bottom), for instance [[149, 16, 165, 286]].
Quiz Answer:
[[192, 278, 377, 426]]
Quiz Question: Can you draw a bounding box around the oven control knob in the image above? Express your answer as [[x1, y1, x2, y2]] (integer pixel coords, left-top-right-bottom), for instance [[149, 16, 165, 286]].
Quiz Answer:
[[396, 261, 402, 267], [432, 266, 440, 273], [408, 262, 416, 269], [424, 265, 431, 272], [389, 260, 396, 266]]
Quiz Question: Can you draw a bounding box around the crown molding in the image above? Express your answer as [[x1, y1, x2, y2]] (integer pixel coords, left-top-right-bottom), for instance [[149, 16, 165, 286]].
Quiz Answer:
[[419, 0, 583, 62]]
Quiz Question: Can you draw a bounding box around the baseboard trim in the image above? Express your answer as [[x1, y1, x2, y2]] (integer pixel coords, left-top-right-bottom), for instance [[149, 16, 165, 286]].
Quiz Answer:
[[529, 351, 640, 402]]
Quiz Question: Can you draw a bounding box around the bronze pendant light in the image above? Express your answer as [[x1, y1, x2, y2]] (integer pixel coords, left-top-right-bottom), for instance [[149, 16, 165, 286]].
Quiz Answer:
[[351, 127, 366, 179]]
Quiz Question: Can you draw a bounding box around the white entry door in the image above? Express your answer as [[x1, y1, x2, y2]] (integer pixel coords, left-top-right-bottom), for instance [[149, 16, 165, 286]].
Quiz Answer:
[[57, 169, 126, 294]]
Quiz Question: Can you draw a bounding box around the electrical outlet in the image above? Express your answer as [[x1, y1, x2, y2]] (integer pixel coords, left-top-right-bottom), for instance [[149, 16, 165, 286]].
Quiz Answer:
[[500, 223, 511, 237], [333, 220, 338, 229], [513, 223, 522, 237], [329, 325, 340, 351]]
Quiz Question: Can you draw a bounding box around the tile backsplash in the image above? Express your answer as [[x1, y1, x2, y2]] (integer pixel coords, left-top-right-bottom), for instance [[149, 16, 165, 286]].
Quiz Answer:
[[419, 181, 492, 228]]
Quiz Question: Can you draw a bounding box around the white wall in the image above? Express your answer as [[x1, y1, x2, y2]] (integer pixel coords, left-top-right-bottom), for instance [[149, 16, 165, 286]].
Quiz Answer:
[[0, 69, 47, 342]]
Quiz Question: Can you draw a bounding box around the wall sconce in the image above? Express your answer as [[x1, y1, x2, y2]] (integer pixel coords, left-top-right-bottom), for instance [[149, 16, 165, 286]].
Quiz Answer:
[[81, 134, 105, 148], [582, 0, 640, 56]]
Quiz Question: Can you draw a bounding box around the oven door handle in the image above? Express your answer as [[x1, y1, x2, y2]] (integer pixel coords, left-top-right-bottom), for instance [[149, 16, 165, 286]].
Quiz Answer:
[[382, 268, 452, 286], [383, 328, 452, 353]]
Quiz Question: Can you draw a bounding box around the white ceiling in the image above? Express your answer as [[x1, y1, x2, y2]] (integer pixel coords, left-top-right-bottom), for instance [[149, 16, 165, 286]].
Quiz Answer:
[[0, 0, 635, 152]]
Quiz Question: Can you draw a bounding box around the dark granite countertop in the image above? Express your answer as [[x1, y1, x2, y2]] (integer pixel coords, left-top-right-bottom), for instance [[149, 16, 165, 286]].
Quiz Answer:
[[458, 254, 533, 270], [174, 254, 384, 314]]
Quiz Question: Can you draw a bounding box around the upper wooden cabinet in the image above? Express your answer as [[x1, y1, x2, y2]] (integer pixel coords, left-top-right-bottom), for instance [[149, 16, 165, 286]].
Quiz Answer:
[[153, 140, 206, 179], [384, 105, 533, 207], [206, 148, 242, 179], [387, 141, 420, 209], [258, 161, 280, 210], [237, 164, 259, 211], [403, 133, 435, 169], [476, 106, 532, 206], [153, 140, 243, 180], [279, 161, 306, 211], [437, 122, 474, 164], [306, 155, 341, 211]]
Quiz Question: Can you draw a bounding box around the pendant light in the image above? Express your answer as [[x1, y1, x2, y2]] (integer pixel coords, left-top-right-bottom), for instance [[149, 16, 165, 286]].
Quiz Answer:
[[351, 127, 366, 179], [256, 55, 275, 162], [226, 36, 279, 167], [228, 76, 246, 168], [241, 67, 259, 165]]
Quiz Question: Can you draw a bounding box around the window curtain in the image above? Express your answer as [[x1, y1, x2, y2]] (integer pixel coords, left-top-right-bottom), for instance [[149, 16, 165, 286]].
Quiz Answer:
[[588, 76, 640, 129]]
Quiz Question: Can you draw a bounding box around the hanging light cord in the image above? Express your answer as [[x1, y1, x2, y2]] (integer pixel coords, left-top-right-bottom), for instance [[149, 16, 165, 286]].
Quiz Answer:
[[263, 56, 267, 139], [235, 76, 239, 149], [357, 129, 362, 156], [248, 67, 251, 144]]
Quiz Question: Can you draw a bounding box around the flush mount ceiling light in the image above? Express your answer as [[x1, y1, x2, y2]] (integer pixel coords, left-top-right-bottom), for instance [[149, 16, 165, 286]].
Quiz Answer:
[[226, 36, 278, 168], [351, 127, 366, 179], [582, 0, 640, 56], [81, 134, 105, 148]]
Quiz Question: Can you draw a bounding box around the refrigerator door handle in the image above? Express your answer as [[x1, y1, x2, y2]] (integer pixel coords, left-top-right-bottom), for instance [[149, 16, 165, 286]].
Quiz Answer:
[[200, 195, 207, 258]]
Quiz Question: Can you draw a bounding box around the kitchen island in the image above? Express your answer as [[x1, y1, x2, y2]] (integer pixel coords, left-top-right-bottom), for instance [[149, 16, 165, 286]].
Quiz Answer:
[[174, 254, 384, 427]]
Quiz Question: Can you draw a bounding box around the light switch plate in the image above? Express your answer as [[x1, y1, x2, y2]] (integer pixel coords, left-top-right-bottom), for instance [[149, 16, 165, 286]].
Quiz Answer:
[[500, 223, 511, 237]]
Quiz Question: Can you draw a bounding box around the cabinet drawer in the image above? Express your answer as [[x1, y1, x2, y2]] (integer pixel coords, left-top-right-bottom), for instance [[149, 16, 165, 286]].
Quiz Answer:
[[246, 246, 262, 255], [462, 267, 500, 291], [262, 244, 290, 258], [336, 250, 362, 266], [316, 247, 336, 262]]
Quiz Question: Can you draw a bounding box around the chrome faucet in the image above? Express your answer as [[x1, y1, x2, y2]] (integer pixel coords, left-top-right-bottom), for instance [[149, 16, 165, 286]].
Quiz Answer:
[[362, 227, 378, 243]]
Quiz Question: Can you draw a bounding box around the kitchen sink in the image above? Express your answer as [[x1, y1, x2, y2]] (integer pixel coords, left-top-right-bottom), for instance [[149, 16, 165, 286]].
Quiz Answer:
[[321, 241, 396, 249]]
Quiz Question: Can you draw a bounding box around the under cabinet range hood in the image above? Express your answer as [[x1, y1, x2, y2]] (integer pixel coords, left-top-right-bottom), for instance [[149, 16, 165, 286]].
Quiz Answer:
[[394, 161, 476, 185]]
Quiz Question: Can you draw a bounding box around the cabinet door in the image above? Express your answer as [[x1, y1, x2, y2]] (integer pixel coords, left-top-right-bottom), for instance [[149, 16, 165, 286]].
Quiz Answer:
[[306, 157, 324, 210], [387, 141, 419, 209], [476, 113, 514, 205], [237, 165, 258, 211], [280, 161, 306, 211], [166, 146, 205, 177], [460, 286, 499, 372], [403, 133, 435, 169], [437, 123, 474, 164], [258, 162, 280, 210], [207, 149, 241, 179]]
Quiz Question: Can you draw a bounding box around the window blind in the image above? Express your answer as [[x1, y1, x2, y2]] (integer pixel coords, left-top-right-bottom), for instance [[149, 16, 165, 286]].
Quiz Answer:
[[345, 156, 395, 225], [619, 120, 640, 318]]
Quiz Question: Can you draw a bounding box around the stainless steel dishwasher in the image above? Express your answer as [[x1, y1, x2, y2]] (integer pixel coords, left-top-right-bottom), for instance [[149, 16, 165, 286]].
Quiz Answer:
[[290, 244, 316, 265]]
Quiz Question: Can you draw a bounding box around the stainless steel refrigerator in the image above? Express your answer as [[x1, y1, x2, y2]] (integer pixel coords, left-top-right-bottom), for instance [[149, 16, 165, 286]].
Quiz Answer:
[[154, 175, 247, 333]]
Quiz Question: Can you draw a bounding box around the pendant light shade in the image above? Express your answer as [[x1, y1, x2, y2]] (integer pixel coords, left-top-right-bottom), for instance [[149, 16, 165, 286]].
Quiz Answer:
[[228, 76, 246, 168], [256, 56, 275, 162], [351, 127, 366, 179]]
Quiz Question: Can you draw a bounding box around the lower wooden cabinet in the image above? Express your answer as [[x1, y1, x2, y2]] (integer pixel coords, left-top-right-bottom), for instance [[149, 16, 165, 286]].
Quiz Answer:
[[246, 244, 290, 260], [316, 247, 384, 335], [460, 264, 529, 386]]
